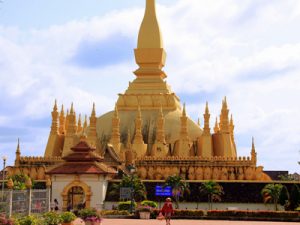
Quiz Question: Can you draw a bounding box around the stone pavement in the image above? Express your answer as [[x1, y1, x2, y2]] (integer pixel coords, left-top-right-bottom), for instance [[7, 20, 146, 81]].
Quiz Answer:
[[73, 218, 298, 225]]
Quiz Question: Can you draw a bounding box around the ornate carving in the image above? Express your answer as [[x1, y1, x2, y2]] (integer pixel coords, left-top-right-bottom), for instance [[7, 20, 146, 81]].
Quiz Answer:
[[221, 167, 228, 180], [195, 167, 203, 180], [204, 167, 212, 180]]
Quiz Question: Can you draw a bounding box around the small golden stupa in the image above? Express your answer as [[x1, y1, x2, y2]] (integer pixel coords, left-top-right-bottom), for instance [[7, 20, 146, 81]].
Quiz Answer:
[[8, 0, 271, 182]]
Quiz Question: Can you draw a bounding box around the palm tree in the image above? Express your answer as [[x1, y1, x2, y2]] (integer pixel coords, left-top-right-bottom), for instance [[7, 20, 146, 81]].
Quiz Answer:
[[261, 183, 283, 211], [199, 181, 224, 210], [110, 174, 147, 202], [165, 175, 190, 209]]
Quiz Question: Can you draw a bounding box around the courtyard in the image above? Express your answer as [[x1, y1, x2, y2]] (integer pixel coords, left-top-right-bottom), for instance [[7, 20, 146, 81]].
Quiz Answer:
[[75, 218, 299, 225]]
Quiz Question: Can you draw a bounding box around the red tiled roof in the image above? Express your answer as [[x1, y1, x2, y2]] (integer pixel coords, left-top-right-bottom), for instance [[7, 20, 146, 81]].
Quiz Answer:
[[46, 162, 116, 174]]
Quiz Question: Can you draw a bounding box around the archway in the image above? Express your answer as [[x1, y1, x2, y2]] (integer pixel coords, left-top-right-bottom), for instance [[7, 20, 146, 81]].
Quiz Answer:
[[67, 186, 85, 210], [61, 179, 92, 211]]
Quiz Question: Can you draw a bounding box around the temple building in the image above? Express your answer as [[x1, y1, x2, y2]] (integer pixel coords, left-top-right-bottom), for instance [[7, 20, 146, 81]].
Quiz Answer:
[[7, 0, 271, 210]]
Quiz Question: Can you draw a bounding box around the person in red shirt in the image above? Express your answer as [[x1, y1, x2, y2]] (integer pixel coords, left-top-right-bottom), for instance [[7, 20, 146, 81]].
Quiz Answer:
[[161, 197, 174, 225]]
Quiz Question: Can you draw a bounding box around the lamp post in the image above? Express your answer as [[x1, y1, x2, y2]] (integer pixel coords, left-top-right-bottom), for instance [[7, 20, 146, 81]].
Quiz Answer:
[[129, 165, 136, 214], [2, 155, 7, 200]]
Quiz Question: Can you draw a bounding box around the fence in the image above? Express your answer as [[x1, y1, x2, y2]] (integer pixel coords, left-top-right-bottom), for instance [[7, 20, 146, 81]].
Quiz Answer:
[[0, 188, 50, 217]]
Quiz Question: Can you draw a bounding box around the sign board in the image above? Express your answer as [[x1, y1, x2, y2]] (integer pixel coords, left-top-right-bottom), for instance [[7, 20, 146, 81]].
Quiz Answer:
[[120, 187, 132, 199], [155, 185, 172, 196]]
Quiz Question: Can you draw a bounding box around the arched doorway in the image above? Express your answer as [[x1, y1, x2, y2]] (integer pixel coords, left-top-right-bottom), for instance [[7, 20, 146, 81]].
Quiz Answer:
[[67, 186, 85, 210], [61, 180, 92, 211]]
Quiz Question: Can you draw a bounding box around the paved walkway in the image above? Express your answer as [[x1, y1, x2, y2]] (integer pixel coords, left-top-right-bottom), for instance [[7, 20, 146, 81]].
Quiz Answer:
[[73, 218, 298, 225]]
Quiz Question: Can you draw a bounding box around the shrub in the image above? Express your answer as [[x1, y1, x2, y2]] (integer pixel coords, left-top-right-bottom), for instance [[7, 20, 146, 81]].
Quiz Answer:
[[141, 200, 158, 208], [117, 201, 137, 211], [100, 210, 130, 216], [173, 209, 205, 217], [16, 215, 42, 225], [60, 211, 76, 223], [78, 208, 101, 222], [43, 212, 62, 225]]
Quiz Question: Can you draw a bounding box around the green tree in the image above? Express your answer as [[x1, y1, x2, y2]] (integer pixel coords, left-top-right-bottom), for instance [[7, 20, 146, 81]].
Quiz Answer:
[[199, 180, 224, 210], [289, 184, 300, 210], [261, 183, 283, 211], [279, 185, 289, 210], [110, 174, 146, 202], [8, 174, 34, 190], [164, 175, 190, 209]]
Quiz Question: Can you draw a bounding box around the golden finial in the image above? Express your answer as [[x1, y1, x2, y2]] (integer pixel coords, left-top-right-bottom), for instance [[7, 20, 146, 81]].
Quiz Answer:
[[205, 101, 209, 114], [214, 117, 219, 133], [91, 102, 96, 116], [223, 96, 228, 109], [182, 103, 186, 117], [252, 137, 255, 151], [16, 138, 20, 154], [53, 99, 58, 111], [60, 104, 65, 116], [137, 0, 163, 48], [77, 114, 82, 133], [230, 114, 234, 126], [70, 102, 74, 114], [83, 115, 88, 129]]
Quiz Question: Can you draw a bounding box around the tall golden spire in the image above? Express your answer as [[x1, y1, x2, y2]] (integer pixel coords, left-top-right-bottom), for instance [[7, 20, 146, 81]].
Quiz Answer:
[[88, 103, 97, 146], [65, 109, 69, 133], [203, 102, 211, 135], [220, 97, 229, 133], [50, 100, 59, 134], [133, 105, 144, 144], [66, 103, 76, 135], [126, 129, 132, 148], [59, 104, 65, 134], [138, 0, 163, 48], [77, 114, 83, 134], [251, 137, 257, 164], [111, 105, 121, 152], [180, 103, 188, 140], [156, 104, 166, 143], [134, 0, 166, 79], [83, 115, 88, 131], [15, 138, 21, 167], [214, 117, 220, 133], [117, 0, 181, 111]]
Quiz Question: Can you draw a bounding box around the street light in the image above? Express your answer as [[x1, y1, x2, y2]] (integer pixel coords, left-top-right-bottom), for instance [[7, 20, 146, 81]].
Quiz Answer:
[[128, 165, 136, 214], [2, 155, 7, 200]]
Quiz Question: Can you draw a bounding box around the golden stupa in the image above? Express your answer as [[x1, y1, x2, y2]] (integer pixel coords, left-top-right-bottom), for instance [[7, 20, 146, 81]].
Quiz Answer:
[[8, 0, 271, 182]]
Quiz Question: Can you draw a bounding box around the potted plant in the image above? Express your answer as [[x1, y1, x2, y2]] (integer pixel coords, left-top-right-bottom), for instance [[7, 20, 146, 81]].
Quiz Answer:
[[60, 211, 77, 225], [43, 211, 62, 225], [16, 215, 41, 225], [0, 213, 14, 225], [78, 208, 102, 225], [136, 205, 153, 219]]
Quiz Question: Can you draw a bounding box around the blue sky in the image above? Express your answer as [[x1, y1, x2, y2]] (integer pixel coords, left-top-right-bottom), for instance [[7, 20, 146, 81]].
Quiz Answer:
[[0, 0, 300, 173]]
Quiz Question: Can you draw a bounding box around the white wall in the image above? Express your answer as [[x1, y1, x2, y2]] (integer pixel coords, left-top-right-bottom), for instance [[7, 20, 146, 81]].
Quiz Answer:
[[50, 174, 109, 210]]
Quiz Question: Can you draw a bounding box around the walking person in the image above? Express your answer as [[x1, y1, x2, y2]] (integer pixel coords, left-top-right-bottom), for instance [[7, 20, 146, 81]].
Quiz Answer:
[[161, 197, 174, 225], [54, 199, 59, 212]]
